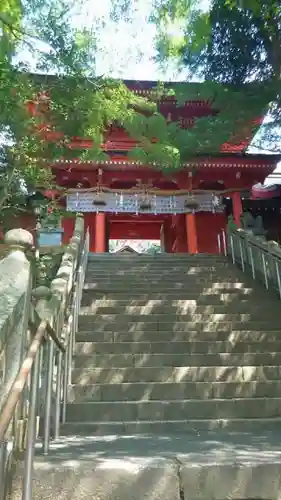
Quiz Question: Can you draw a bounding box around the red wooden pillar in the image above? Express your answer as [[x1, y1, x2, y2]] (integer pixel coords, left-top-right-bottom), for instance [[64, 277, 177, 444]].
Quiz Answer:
[[175, 214, 188, 253], [185, 213, 198, 254], [232, 191, 242, 228], [94, 212, 107, 253], [62, 216, 75, 244], [163, 219, 173, 253]]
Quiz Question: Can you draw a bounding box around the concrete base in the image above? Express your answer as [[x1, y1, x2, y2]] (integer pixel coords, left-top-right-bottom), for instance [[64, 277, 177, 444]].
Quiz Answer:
[[10, 431, 281, 499], [12, 455, 180, 500]]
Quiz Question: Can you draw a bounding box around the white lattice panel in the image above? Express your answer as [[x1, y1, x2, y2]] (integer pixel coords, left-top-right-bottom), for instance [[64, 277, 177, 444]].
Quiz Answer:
[[66, 192, 224, 214]]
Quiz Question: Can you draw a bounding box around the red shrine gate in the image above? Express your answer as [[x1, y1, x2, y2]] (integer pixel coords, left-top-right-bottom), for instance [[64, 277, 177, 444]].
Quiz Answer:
[[63, 210, 228, 254], [60, 155, 276, 254], [28, 79, 280, 253]]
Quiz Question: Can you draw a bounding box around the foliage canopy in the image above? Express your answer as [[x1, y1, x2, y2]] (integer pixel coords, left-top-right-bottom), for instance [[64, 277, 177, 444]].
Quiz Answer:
[[0, 0, 182, 221], [150, 0, 281, 152], [0, 0, 280, 227]]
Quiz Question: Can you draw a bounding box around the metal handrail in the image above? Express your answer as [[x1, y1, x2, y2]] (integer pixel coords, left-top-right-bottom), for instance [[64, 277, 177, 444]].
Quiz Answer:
[[218, 227, 281, 298], [0, 221, 89, 500], [0, 320, 48, 443]]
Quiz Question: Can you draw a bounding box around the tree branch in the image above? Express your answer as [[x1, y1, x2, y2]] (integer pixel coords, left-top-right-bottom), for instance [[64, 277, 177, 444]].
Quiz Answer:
[[0, 14, 45, 53], [0, 165, 17, 210]]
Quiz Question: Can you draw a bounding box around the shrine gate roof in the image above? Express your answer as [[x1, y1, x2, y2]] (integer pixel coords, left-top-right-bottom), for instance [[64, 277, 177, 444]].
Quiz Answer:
[[28, 73, 279, 168]]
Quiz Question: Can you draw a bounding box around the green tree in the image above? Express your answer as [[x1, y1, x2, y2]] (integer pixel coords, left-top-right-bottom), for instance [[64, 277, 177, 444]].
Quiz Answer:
[[149, 0, 281, 151], [106, 0, 281, 154], [152, 0, 281, 83], [0, 0, 186, 223]]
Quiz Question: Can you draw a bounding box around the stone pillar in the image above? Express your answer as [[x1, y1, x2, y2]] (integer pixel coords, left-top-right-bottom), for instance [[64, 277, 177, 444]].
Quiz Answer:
[[0, 229, 34, 410], [185, 213, 198, 254], [94, 213, 107, 253], [232, 191, 242, 228]]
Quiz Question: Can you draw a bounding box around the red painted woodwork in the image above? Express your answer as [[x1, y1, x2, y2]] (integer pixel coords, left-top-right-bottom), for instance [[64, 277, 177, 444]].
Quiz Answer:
[[109, 213, 165, 223], [185, 214, 198, 254], [167, 214, 188, 253], [196, 213, 227, 254], [163, 219, 174, 253], [26, 81, 281, 255], [110, 221, 161, 240], [30, 80, 271, 160], [232, 192, 243, 227], [95, 213, 107, 253], [62, 216, 75, 244], [52, 156, 278, 180], [175, 215, 188, 253]]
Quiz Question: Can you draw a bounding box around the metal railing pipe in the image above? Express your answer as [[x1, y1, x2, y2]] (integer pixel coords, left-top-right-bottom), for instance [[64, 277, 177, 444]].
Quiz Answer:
[[22, 347, 40, 500], [0, 321, 47, 442], [0, 440, 8, 500], [42, 339, 54, 455], [0, 215, 89, 500]]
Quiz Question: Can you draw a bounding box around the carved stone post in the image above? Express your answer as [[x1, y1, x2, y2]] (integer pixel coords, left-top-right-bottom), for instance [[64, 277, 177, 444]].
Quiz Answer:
[[32, 286, 54, 438], [0, 228, 34, 450], [0, 229, 34, 410]]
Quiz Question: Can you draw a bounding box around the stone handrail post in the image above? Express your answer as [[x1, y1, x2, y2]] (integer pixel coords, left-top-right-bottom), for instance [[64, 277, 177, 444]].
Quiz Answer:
[[55, 215, 84, 309], [0, 214, 88, 498], [0, 229, 34, 411]]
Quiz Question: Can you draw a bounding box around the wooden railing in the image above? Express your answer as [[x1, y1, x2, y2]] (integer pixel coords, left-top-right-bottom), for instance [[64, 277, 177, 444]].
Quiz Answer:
[[0, 216, 89, 500]]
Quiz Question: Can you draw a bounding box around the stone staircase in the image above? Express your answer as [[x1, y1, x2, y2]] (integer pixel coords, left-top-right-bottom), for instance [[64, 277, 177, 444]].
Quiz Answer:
[[11, 253, 281, 500], [65, 253, 281, 435]]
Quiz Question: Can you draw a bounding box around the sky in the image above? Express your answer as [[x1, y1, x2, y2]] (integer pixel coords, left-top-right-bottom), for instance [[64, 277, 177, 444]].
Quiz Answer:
[[75, 0, 187, 80]]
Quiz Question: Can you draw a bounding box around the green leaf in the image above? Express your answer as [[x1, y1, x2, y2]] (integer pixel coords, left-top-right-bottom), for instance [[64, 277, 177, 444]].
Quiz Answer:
[[146, 113, 168, 141]]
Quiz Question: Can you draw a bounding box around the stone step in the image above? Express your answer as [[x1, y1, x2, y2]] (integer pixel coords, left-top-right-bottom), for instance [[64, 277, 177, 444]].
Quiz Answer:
[[86, 261, 234, 268], [86, 273, 233, 280], [85, 272, 246, 279], [86, 271, 236, 278], [88, 253, 227, 261], [76, 329, 281, 343], [82, 283, 258, 293], [73, 352, 281, 369], [86, 271, 234, 278], [81, 291, 262, 302], [86, 262, 229, 269], [86, 268, 233, 275], [11, 451, 180, 500], [85, 278, 252, 291], [71, 365, 281, 384], [86, 269, 237, 276], [78, 319, 280, 333], [80, 297, 276, 309], [68, 380, 281, 402], [83, 284, 256, 294], [79, 312, 279, 323], [79, 304, 279, 316], [60, 417, 281, 436], [74, 340, 281, 356], [87, 261, 233, 268], [13, 429, 281, 500], [65, 397, 281, 422], [85, 270, 245, 284]]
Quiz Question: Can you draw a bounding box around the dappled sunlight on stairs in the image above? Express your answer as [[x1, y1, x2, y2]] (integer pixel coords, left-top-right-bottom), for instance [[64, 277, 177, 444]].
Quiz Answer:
[[10, 253, 281, 499]]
